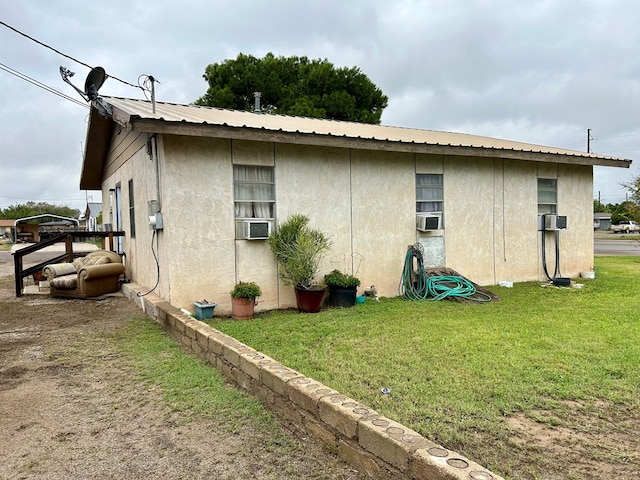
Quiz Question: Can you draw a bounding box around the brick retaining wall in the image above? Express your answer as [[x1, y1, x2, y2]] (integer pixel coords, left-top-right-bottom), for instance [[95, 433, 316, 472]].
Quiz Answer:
[[122, 283, 503, 480]]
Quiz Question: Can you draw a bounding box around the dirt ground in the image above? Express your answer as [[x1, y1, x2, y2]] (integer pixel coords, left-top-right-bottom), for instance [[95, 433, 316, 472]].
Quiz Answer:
[[0, 253, 365, 480]]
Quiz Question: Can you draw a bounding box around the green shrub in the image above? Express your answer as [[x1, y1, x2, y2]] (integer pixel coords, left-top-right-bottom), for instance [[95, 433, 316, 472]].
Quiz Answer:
[[230, 281, 262, 299], [323, 269, 360, 288]]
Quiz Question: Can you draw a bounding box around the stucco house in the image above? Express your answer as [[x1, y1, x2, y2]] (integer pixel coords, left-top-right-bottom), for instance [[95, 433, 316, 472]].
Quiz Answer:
[[79, 97, 630, 314]]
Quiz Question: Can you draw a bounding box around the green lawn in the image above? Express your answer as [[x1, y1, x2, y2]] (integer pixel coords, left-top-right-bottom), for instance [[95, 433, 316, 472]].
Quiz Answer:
[[209, 256, 640, 479]]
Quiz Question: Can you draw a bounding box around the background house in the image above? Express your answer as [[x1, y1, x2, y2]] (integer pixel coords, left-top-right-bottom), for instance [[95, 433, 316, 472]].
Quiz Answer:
[[0, 219, 13, 239], [78, 202, 103, 231], [593, 212, 612, 231], [80, 97, 631, 314]]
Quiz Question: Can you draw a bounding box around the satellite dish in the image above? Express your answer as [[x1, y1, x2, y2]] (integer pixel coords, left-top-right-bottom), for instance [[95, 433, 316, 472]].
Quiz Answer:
[[84, 67, 106, 101], [59, 64, 112, 117]]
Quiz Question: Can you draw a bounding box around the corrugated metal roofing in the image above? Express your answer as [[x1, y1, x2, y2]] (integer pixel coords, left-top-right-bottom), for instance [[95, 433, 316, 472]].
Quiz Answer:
[[101, 96, 630, 165], [87, 202, 102, 218]]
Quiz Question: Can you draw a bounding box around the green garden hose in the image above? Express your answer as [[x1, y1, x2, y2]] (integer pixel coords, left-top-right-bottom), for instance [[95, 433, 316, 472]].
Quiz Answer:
[[399, 244, 492, 302]]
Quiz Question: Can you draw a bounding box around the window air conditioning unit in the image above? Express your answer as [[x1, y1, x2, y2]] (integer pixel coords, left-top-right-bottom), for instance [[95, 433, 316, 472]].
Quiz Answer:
[[242, 220, 271, 240], [416, 212, 442, 231], [543, 214, 567, 231]]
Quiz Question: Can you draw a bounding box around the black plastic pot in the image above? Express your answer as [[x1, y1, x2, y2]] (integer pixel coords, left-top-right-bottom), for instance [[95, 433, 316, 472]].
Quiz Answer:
[[552, 277, 571, 287], [326, 285, 357, 308]]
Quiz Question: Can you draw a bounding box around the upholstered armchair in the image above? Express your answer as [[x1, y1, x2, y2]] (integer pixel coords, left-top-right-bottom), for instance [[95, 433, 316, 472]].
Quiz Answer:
[[43, 250, 125, 299]]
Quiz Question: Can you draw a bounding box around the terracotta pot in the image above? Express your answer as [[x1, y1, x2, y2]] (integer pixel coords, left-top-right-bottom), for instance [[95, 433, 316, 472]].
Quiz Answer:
[[294, 287, 326, 313], [231, 297, 256, 320], [32, 272, 44, 285]]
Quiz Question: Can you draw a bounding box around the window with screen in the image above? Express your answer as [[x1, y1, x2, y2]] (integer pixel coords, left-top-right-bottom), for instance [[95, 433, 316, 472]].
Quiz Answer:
[[416, 174, 444, 230], [233, 165, 275, 239], [128, 178, 135, 238], [537, 178, 557, 214]]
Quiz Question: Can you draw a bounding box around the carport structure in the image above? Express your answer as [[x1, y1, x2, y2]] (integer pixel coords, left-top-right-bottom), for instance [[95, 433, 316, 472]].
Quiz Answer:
[[11, 214, 79, 243]]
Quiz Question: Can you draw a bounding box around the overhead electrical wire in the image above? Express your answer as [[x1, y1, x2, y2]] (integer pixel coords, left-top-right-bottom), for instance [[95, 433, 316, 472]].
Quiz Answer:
[[0, 20, 143, 92], [0, 61, 88, 108]]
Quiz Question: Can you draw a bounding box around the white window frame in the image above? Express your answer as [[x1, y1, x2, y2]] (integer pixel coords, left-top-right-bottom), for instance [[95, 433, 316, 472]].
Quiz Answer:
[[537, 178, 557, 214], [233, 165, 275, 239], [416, 174, 444, 230], [416, 174, 443, 212]]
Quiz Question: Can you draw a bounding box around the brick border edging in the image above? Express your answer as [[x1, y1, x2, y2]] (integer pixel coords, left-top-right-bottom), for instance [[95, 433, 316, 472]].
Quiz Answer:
[[122, 283, 503, 480]]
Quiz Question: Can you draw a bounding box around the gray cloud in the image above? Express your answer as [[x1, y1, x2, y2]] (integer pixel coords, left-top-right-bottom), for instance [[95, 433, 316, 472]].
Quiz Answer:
[[1, 0, 639, 212]]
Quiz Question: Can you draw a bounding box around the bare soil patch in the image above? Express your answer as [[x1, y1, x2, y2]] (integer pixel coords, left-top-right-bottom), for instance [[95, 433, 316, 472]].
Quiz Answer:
[[0, 256, 364, 480], [503, 401, 640, 480]]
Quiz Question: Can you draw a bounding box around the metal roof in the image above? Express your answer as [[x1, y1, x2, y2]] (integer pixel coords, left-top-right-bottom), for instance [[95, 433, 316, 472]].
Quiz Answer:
[[80, 96, 631, 190], [87, 202, 102, 218], [102, 96, 631, 166]]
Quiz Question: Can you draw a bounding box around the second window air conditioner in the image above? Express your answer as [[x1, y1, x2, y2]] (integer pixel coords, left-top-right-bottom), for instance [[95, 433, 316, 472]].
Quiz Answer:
[[241, 220, 271, 240], [540, 214, 568, 231], [416, 212, 442, 231]]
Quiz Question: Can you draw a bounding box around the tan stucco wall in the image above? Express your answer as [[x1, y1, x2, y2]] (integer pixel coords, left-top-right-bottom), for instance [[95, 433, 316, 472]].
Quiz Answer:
[[555, 163, 594, 276], [160, 136, 237, 311], [496, 160, 540, 283], [101, 132, 596, 314], [350, 149, 416, 297], [100, 130, 162, 299]]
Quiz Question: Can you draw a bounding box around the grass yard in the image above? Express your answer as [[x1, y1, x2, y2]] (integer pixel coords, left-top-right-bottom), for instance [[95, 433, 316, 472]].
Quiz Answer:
[[114, 317, 273, 431], [209, 256, 640, 480]]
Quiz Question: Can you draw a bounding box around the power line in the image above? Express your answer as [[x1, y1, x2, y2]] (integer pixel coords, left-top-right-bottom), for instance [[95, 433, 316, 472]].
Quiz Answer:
[[0, 61, 88, 108], [0, 20, 143, 91], [593, 132, 640, 141], [0, 194, 89, 201]]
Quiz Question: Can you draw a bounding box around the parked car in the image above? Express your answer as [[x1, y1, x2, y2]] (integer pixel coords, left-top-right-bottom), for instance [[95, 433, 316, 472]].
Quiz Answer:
[[611, 220, 640, 234]]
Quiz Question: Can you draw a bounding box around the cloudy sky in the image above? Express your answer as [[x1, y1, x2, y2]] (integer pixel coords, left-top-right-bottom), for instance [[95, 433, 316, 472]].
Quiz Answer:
[[2, 0, 639, 213]]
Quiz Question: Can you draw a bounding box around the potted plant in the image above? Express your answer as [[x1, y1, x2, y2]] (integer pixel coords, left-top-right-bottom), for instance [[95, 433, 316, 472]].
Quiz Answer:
[[268, 214, 332, 312], [230, 281, 261, 320], [324, 269, 361, 307]]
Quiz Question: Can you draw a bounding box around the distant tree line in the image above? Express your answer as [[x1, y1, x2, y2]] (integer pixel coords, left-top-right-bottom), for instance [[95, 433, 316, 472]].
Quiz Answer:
[[622, 175, 640, 205], [0, 202, 80, 221], [594, 200, 640, 224], [595, 175, 640, 224]]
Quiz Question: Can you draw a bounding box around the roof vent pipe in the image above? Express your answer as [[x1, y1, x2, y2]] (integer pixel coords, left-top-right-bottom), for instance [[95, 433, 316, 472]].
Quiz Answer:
[[253, 91, 261, 113], [150, 75, 157, 114]]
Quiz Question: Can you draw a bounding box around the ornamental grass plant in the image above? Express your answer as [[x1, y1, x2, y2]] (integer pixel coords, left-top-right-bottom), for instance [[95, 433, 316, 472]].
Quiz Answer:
[[267, 214, 331, 290]]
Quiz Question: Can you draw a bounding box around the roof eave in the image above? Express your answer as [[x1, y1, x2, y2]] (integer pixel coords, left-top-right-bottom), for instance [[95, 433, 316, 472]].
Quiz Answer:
[[80, 107, 115, 190], [130, 118, 631, 168]]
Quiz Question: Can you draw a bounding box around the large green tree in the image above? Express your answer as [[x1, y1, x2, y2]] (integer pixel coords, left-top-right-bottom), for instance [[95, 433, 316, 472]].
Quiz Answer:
[[0, 202, 80, 221], [611, 201, 640, 224], [195, 53, 388, 124], [622, 175, 640, 205]]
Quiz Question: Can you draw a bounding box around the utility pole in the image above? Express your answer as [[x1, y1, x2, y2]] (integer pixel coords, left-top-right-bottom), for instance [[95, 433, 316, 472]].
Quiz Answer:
[[587, 128, 591, 153]]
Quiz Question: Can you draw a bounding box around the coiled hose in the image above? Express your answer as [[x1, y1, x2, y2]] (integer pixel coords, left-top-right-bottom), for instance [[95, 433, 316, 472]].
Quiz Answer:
[[399, 244, 492, 302]]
